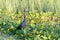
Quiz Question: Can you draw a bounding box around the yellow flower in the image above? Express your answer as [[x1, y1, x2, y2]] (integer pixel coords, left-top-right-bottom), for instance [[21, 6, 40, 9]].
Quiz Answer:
[[43, 36, 47, 39], [36, 13, 39, 16], [31, 20, 35, 23], [10, 26, 14, 29], [30, 20, 35, 27], [41, 16, 45, 19]]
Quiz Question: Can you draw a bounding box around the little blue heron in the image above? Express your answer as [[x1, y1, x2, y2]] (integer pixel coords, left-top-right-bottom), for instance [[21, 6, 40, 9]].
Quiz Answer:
[[17, 8, 28, 30]]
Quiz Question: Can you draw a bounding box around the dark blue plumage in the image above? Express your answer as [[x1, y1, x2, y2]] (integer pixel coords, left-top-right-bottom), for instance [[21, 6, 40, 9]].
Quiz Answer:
[[17, 8, 28, 30], [17, 20, 26, 30]]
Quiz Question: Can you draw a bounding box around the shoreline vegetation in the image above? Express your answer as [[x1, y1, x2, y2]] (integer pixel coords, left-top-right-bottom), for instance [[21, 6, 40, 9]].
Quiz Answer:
[[0, 0, 60, 40]]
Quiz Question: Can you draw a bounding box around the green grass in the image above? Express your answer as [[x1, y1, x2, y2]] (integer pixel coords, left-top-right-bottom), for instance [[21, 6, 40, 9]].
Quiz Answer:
[[0, 0, 60, 13], [0, 11, 60, 40]]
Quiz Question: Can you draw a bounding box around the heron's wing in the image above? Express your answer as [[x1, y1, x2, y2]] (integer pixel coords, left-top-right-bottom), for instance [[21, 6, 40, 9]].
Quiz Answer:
[[21, 21, 26, 28]]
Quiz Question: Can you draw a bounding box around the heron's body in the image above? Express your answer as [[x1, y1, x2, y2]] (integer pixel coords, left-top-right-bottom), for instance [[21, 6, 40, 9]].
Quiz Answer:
[[17, 8, 28, 30], [17, 20, 26, 30]]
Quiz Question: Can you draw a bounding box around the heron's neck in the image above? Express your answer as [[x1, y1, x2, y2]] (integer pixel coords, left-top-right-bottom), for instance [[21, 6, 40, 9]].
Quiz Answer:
[[23, 13, 26, 21]]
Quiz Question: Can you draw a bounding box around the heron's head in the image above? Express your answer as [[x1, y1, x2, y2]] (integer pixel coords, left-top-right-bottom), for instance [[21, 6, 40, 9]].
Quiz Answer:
[[24, 8, 29, 12]]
